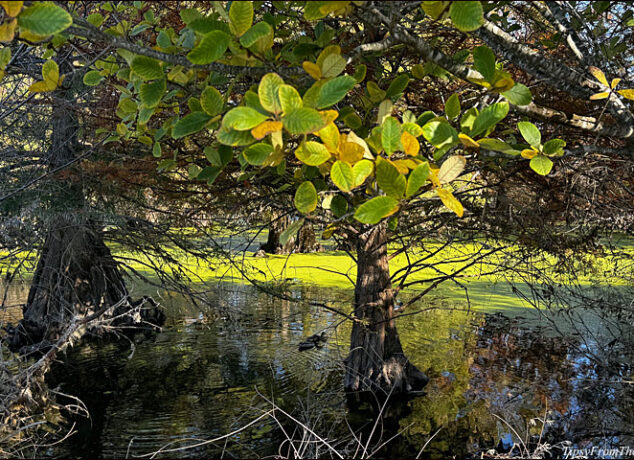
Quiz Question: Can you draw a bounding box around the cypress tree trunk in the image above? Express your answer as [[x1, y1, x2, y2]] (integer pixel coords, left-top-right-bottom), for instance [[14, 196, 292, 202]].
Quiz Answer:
[[260, 213, 295, 254], [260, 213, 320, 254], [344, 223, 428, 395], [7, 52, 162, 353]]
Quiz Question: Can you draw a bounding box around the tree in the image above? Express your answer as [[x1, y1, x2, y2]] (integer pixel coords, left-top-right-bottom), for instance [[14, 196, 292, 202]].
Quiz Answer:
[[1, 1, 633, 395]]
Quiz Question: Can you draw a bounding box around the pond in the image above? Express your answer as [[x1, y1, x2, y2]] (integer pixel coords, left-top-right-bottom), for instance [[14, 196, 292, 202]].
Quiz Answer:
[[5, 279, 634, 458]]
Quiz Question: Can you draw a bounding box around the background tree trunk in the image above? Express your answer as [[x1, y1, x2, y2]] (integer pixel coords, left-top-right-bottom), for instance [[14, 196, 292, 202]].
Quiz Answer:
[[260, 213, 321, 254], [344, 222, 428, 395]]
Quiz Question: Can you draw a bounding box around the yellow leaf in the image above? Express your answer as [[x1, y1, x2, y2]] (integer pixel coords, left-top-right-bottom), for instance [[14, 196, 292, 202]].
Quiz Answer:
[[437, 155, 466, 184], [611, 78, 621, 89], [251, 121, 282, 140], [319, 1, 350, 15], [262, 148, 284, 167], [401, 131, 420, 156], [338, 141, 364, 164], [491, 70, 515, 92], [317, 122, 339, 152], [18, 28, 48, 43], [271, 130, 283, 150], [589, 66, 609, 87], [28, 80, 51, 93], [322, 224, 337, 240], [42, 60, 59, 90], [392, 160, 412, 174], [319, 109, 338, 124], [458, 133, 480, 148], [116, 122, 128, 136], [0, 18, 17, 42], [429, 167, 441, 187], [302, 61, 321, 80], [521, 148, 538, 159], [437, 188, 464, 217], [617, 89, 634, 100], [589, 91, 609, 100], [0, 1, 23, 17]]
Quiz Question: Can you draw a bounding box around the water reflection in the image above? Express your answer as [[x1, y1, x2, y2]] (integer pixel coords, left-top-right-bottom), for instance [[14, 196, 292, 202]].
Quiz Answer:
[[0, 280, 628, 458]]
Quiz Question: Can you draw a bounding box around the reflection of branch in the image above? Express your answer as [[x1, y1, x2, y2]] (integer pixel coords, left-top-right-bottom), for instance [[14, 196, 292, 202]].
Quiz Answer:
[[138, 410, 275, 459]]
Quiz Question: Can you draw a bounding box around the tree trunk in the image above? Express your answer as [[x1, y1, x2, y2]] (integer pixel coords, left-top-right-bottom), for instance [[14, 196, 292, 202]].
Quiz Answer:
[[344, 223, 428, 395], [6, 52, 163, 353], [260, 214, 321, 254]]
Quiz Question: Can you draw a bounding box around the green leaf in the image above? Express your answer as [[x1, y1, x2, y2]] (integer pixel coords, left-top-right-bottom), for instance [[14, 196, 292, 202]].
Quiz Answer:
[[376, 157, 406, 198], [139, 78, 166, 108], [449, 1, 484, 32], [130, 56, 163, 81], [304, 1, 329, 20], [353, 64, 367, 83], [470, 102, 509, 137], [543, 138, 566, 156], [331, 160, 355, 192], [444, 93, 461, 119], [172, 112, 212, 139], [354, 196, 399, 224], [282, 107, 326, 134], [259, 73, 284, 114], [188, 17, 231, 35], [229, 0, 254, 36], [279, 218, 305, 245], [416, 111, 436, 127], [217, 126, 256, 146], [501, 83, 532, 106], [381, 116, 402, 154], [422, 120, 458, 149], [18, 3, 72, 36], [180, 8, 202, 24], [87, 13, 104, 27], [385, 74, 409, 100], [200, 86, 224, 116], [330, 195, 348, 217], [243, 143, 273, 165], [352, 159, 374, 187], [152, 142, 162, 158], [278, 84, 303, 114], [518, 121, 541, 147], [188, 164, 202, 179], [366, 81, 386, 103], [320, 53, 346, 78], [239, 21, 273, 48], [295, 141, 331, 166], [316, 75, 356, 109], [472, 45, 496, 81], [83, 70, 103, 86], [223, 107, 269, 131], [187, 30, 230, 64], [198, 166, 221, 185], [477, 138, 519, 154], [294, 181, 318, 214], [529, 155, 553, 175], [402, 122, 424, 137], [406, 162, 430, 197], [421, 1, 449, 20]]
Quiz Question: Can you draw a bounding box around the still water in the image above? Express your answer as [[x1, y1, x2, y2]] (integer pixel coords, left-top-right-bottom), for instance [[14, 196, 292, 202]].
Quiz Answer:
[[7, 280, 633, 458]]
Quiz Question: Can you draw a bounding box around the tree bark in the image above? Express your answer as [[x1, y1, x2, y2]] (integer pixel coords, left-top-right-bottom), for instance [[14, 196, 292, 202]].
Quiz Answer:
[[344, 222, 428, 395], [260, 214, 321, 254], [6, 52, 163, 353]]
